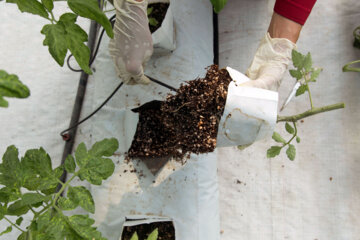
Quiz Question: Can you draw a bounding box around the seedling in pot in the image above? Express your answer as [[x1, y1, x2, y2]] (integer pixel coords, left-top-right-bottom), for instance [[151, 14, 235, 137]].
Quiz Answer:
[[267, 50, 345, 160], [130, 228, 158, 240]]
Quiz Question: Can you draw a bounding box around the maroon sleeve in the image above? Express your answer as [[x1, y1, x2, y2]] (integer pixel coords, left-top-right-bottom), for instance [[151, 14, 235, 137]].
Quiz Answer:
[[274, 0, 317, 25]]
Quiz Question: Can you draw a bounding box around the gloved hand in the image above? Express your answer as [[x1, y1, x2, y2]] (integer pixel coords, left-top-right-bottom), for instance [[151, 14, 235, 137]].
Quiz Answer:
[[242, 33, 296, 91], [109, 0, 153, 85]]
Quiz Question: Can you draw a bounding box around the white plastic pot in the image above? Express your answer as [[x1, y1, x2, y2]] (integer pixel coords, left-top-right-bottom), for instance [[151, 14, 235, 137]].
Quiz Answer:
[[216, 67, 278, 148]]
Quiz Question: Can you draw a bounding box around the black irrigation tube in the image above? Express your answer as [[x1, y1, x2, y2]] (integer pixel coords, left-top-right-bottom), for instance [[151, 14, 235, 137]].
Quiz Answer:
[[213, 10, 219, 65], [56, 19, 100, 193]]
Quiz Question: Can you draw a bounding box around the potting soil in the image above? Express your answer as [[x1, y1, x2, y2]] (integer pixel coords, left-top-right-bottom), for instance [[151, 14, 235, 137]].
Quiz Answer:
[[121, 221, 175, 240], [127, 65, 232, 159], [148, 3, 169, 33]]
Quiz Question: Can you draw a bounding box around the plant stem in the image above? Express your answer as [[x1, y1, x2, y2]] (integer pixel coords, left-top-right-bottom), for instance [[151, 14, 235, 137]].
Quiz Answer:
[[49, 11, 57, 23], [284, 122, 297, 146], [306, 83, 314, 109], [52, 173, 77, 206], [4, 216, 25, 233], [277, 102, 345, 122], [343, 60, 360, 72]]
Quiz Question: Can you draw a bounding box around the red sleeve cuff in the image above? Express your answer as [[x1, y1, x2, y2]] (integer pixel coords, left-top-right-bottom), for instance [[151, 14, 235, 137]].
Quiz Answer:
[[274, 0, 317, 25]]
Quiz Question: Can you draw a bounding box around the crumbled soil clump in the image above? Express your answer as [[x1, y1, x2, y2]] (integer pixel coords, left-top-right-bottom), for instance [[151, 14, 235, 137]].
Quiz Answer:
[[148, 3, 169, 33], [128, 65, 232, 160], [121, 221, 175, 240]]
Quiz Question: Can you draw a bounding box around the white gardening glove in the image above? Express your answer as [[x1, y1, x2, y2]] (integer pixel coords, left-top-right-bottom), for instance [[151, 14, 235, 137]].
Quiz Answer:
[[109, 0, 153, 85], [242, 33, 296, 91]]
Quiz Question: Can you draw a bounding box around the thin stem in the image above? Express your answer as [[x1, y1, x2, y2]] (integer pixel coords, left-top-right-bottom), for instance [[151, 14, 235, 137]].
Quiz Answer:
[[284, 122, 297, 146], [103, 8, 115, 13], [52, 173, 77, 206], [277, 102, 345, 122], [306, 83, 314, 109], [49, 10, 57, 23], [4, 216, 25, 233], [343, 60, 360, 73]]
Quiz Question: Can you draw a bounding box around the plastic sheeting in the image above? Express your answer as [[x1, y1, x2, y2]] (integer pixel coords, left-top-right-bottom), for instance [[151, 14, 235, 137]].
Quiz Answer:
[[218, 0, 360, 239]]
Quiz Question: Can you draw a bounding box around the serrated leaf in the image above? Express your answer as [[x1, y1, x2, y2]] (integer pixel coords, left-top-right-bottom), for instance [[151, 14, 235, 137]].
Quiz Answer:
[[68, 186, 94, 213], [75, 143, 88, 168], [68, 215, 103, 239], [41, 0, 53, 11], [272, 132, 286, 144], [15, 0, 48, 18], [16, 217, 23, 226], [58, 197, 77, 211], [0, 146, 22, 189], [292, 50, 305, 69], [303, 52, 312, 73], [41, 23, 68, 66], [210, 0, 228, 13], [147, 228, 158, 240], [0, 226, 12, 236], [68, 0, 114, 38], [88, 138, 119, 157], [78, 157, 115, 185], [267, 146, 282, 158], [0, 70, 30, 108], [310, 68, 322, 82], [295, 84, 307, 96], [286, 144, 296, 161], [130, 232, 139, 240], [7, 200, 29, 216], [65, 155, 76, 173], [296, 136, 300, 143], [289, 69, 302, 80], [285, 122, 295, 134], [21, 193, 46, 205]]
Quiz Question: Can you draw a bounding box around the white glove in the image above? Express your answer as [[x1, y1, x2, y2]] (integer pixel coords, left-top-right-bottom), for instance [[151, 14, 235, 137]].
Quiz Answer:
[[242, 33, 296, 91], [109, 0, 153, 85]]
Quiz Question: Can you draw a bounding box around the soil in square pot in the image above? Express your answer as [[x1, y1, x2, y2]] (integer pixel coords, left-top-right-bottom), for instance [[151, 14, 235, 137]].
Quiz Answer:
[[121, 221, 175, 240], [148, 3, 170, 33], [127, 65, 233, 160]]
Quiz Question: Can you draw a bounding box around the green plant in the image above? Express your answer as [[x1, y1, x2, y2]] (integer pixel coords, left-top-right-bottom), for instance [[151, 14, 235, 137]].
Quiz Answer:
[[0, 70, 30, 108], [210, 0, 228, 13], [0, 138, 119, 239], [267, 50, 345, 160], [343, 25, 360, 73], [147, 7, 159, 27], [4, 0, 114, 74], [130, 228, 158, 240]]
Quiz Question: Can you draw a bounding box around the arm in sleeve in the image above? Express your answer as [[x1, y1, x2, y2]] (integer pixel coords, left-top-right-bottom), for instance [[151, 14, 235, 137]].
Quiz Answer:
[[274, 0, 317, 25]]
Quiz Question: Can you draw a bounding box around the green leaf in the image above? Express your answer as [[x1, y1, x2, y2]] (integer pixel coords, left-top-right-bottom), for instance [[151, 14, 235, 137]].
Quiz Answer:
[[77, 157, 115, 185], [267, 146, 282, 158], [0, 145, 22, 189], [130, 232, 139, 240], [147, 7, 153, 15], [68, 215, 103, 239], [15, 0, 49, 18], [296, 136, 301, 143], [67, 0, 114, 38], [37, 210, 51, 231], [16, 217, 23, 226], [0, 70, 30, 108], [0, 226, 12, 236], [272, 132, 286, 144], [295, 84, 307, 97], [210, 0, 228, 13], [43, 212, 70, 239], [285, 122, 295, 134], [41, 0, 53, 11], [7, 200, 29, 216], [17, 232, 26, 240], [58, 197, 78, 211], [303, 52, 312, 73], [88, 138, 119, 157], [75, 143, 88, 168], [41, 23, 68, 66], [310, 68, 322, 82], [291, 50, 305, 69], [147, 228, 158, 240], [0, 187, 20, 204], [68, 186, 95, 213], [286, 144, 296, 161], [0, 204, 6, 220], [21, 193, 46, 205], [65, 155, 76, 173], [149, 18, 159, 27], [289, 69, 302, 80]]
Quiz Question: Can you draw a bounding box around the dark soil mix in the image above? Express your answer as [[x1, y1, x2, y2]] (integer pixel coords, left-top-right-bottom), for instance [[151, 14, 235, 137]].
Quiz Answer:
[[148, 3, 169, 33], [128, 65, 232, 160], [121, 221, 175, 240]]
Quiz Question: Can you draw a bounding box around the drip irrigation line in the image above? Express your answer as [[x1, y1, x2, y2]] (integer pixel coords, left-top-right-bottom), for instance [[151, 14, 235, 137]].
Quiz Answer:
[[213, 10, 219, 65]]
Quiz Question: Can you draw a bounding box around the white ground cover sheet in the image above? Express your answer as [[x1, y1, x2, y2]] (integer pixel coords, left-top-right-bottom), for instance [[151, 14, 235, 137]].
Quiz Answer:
[[218, 0, 360, 239], [0, 0, 359, 239]]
